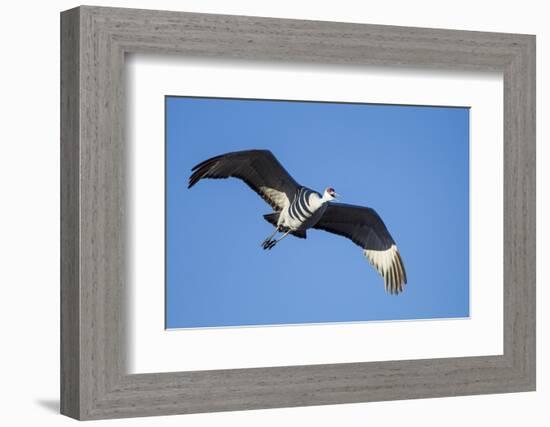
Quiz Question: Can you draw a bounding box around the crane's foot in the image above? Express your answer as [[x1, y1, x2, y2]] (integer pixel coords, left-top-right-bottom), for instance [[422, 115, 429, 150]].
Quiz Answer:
[[261, 227, 279, 250], [261, 230, 291, 250], [261, 238, 277, 250]]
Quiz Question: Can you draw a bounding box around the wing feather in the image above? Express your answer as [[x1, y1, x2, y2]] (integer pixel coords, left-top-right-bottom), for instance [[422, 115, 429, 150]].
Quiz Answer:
[[314, 203, 407, 294], [188, 150, 299, 211]]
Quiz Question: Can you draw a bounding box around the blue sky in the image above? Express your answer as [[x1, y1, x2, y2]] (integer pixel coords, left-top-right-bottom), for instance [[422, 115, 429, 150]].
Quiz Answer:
[[165, 96, 469, 329]]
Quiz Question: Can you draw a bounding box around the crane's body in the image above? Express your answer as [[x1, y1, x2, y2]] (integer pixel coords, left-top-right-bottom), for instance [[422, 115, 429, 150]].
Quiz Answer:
[[283, 187, 329, 231], [188, 149, 408, 294], [261, 187, 331, 249]]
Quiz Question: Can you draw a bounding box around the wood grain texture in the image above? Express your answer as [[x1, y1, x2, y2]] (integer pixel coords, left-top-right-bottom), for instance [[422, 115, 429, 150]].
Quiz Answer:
[[60, 7, 80, 419], [60, 5, 536, 420]]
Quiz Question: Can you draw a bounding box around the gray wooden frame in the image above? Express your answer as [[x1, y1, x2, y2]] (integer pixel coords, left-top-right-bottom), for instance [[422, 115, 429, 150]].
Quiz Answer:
[[60, 5, 536, 421]]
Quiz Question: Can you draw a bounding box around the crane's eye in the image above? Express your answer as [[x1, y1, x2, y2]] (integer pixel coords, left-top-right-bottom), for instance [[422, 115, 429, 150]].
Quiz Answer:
[[327, 187, 334, 194]]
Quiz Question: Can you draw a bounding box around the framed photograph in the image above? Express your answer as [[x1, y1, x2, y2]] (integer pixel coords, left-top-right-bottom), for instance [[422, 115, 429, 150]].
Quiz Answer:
[[60, 6, 535, 420]]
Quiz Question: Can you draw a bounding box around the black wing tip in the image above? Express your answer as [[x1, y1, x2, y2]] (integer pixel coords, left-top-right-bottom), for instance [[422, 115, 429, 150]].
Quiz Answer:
[[190, 149, 274, 172], [188, 167, 207, 189], [188, 149, 278, 190], [190, 154, 222, 172], [188, 155, 225, 188]]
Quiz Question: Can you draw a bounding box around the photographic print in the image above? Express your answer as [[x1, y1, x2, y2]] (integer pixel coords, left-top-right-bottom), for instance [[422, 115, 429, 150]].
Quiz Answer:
[[165, 96, 469, 329]]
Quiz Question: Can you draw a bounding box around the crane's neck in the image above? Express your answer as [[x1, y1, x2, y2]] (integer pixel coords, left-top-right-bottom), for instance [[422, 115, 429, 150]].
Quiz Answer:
[[319, 193, 333, 204], [309, 191, 333, 210]]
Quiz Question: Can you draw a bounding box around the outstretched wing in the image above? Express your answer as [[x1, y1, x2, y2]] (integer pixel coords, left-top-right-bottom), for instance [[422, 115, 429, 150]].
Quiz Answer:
[[314, 203, 407, 294], [188, 150, 300, 211]]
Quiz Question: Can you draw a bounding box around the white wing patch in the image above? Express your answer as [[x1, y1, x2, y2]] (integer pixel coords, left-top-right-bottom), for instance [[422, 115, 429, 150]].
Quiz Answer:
[[364, 245, 407, 294], [259, 186, 290, 210]]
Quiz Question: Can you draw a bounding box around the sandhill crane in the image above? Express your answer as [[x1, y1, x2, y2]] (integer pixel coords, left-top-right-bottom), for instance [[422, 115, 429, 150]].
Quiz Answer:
[[188, 149, 407, 294]]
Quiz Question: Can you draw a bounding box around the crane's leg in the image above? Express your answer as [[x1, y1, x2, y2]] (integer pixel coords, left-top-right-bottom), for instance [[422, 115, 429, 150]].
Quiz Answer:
[[261, 227, 280, 249], [263, 230, 291, 250]]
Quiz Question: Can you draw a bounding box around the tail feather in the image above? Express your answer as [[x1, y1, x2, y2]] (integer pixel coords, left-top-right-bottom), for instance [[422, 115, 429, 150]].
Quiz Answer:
[[263, 212, 280, 226], [291, 229, 307, 239]]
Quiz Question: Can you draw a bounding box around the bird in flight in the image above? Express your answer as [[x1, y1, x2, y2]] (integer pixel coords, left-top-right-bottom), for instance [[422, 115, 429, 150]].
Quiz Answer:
[[188, 149, 407, 294]]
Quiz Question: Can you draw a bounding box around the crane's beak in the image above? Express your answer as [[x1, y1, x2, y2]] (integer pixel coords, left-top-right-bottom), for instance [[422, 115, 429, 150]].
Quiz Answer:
[[333, 192, 341, 200]]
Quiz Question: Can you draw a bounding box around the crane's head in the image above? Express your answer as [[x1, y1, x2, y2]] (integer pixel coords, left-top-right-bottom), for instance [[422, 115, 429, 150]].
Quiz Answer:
[[324, 187, 340, 201]]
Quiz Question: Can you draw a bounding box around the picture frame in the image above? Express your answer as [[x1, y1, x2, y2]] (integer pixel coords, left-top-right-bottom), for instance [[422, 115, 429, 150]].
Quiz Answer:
[[60, 5, 535, 420]]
